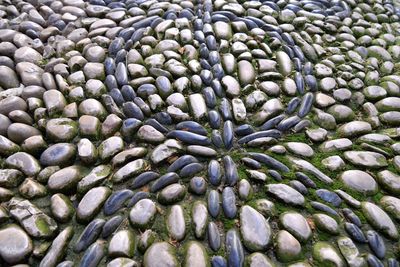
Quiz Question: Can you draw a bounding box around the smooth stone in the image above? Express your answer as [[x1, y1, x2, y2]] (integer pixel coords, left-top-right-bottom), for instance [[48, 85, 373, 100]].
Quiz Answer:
[[313, 213, 339, 235], [48, 165, 86, 193], [240, 205, 271, 251], [377, 170, 400, 195], [40, 143, 76, 167], [158, 183, 186, 205], [337, 237, 365, 267], [6, 152, 41, 176], [338, 121, 372, 137], [143, 242, 178, 267], [267, 184, 305, 206], [321, 156, 345, 171], [129, 199, 156, 229], [0, 224, 32, 264], [362, 202, 399, 240], [276, 230, 302, 262], [167, 205, 186, 241], [280, 212, 312, 242], [39, 227, 73, 267], [192, 201, 208, 239], [77, 186, 111, 222], [7, 123, 42, 144], [246, 253, 275, 267], [46, 119, 78, 142], [286, 142, 314, 157], [340, 170, 378, 195], [113, 159, 149, 183], [108, 230, 135, 258], [319, 138, 352, 152], [183, 241, 209, 267], [226, 229, 244, 267], [0, 66, 20, 89], [344, 151, 388, 168], [78, 240, 105, 267], [50, 193, 74, 223], [380, 196, 400, 221], [312, 242, 344, 267]]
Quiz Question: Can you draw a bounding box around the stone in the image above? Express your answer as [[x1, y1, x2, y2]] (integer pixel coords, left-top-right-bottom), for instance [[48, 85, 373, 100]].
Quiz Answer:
[[280, 212, 312, 242], [344, 151, 388, 168], [144, 242, 178, 267], [340, 170, 378, 195], [108, 230, 135, 258], [77, 186, 111, 222], [167, 205, 186, 241], [129, 199, 156, 229], [276, 230, 302, 262], [362, 202, 399, 240], [240, 205, 271, 251], [267, 184, 305, 206], [312, 242, 344, 267], [377, 170, 400, 195], [0, 224, 32, 264]]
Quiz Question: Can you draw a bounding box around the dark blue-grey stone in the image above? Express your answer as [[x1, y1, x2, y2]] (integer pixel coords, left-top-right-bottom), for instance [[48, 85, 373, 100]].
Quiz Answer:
[[234, 124, 254, 136], [121, 85, 136, 101], [345, 222, 367, 243], [286, 97, 301, 114], [367, 254, 384, 267], [298, 92, 314, 118], [78, 241, 105, 267], [105, 75, 118, 90], [176, 121, 207, 136], [109, 88, 125, 106], [103, 189, 134, 216], [222, 187, 237, 219], [121, 118, 142, 142], [168, 155, 199, 173], [137, 84, 157, 99], [144, 119, 169, 134], [180, 162, 204, 178], [367, 230, 386, 259], [101, 215, 123, 238], [209, 110, 221, 129], [150, 172, 179, 193], [277, 115, 301, 131], [223, 121, 234, 149], [315, 189, 342, 207], [226, 229, 244, 267], [74, 219, 105, 253], [104, 57, 115, 75], [219, 98, 233, 121], [223, 156, 238, 186], [133, 97, 151, 117], [126, 191, 150, 207], [295, 172, 316, 188], [238, 130, 281, 144], [208, 222, 221, 252], [167, 130, 211, 146], [123, 102, 144, 121], [343, 208, 362, 227], [208, 160, 221, 186], [259, 114, 285, 130], [310, 201, 339, 217], [247, 152, 289, 173], [268, 169, 282, 181], [203, 87, 217, 108], [242, 157, 261, 169], [189, 176, 207, 195], [212, 256, 227, 267], [208, 190, 220, 218]]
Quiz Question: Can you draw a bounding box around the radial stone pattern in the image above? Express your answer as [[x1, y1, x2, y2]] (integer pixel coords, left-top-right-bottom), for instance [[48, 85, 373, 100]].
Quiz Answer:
[[2, 0, 400, 266]]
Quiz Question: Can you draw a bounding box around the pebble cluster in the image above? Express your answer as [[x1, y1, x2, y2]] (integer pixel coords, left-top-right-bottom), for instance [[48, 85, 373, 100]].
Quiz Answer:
[[0, 0, 400, 266]]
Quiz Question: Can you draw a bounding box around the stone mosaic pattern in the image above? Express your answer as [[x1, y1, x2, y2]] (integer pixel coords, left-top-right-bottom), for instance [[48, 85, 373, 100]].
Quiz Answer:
[[0, 0, 400, 266]]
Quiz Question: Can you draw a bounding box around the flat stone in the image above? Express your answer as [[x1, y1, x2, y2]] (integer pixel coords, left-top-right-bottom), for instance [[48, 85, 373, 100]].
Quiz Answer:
[[144, 242, 178, 267], [362, 202, 399, 240], [0, 224, 32, 264], [240, 205, 271, 251], [276, 230, 302, 262], [267, 184, 305, 206], [340, 170, 378, 195], [344, 151, 388, 168], [77, 186, 111, 222], [280, 211, 312, 242]]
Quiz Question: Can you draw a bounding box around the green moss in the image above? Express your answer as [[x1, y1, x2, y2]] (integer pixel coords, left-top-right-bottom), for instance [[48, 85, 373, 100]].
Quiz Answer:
[[35, 216, 51, 235]]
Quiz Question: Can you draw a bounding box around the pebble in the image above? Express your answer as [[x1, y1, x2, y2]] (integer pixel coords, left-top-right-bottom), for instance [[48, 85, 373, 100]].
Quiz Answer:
[[0, 0, 399, 264]]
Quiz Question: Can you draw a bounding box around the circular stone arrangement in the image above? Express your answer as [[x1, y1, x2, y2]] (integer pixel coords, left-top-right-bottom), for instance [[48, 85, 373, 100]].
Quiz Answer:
[[0, 0, 400, 266]]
